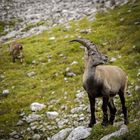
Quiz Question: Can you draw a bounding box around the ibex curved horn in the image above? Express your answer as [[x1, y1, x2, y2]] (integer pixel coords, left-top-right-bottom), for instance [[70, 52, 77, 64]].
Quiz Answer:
[[70, 38, 92, 50], [70, 38, 99, 52]]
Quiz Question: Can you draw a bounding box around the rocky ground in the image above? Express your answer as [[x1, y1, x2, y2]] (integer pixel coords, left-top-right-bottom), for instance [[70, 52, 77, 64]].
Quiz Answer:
[[0, 0, 128, 41], [1, 0, 140, 140]]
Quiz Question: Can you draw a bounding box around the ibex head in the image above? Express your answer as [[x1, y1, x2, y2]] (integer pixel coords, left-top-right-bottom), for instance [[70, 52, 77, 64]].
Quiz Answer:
[[70, 38, 108, 66]]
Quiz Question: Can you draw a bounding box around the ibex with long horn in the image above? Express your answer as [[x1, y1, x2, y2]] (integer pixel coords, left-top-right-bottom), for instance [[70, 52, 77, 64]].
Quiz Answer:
[[70, 38, 128, 127]]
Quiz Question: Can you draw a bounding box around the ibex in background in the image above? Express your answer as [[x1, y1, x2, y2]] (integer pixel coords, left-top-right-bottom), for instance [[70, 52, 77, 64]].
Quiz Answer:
[[9, 41, 24, 63], [70, 38, 128, 127]]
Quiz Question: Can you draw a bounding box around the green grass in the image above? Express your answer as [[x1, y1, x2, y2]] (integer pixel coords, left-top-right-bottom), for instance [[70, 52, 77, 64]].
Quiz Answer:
[[0, 0, 140, 139]]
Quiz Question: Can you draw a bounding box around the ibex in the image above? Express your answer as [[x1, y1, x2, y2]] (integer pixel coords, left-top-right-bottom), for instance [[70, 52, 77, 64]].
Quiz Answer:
[[70, 38, 128, 127], [9, 41, 24, 63]]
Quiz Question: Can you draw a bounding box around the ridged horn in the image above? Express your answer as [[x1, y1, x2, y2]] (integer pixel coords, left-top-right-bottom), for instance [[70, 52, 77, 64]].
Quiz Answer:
[[70, 38, 92, 50]]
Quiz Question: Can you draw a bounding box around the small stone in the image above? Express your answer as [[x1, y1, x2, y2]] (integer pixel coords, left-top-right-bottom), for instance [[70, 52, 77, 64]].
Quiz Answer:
[[16, 120, 24, 126], [27, 71, 36, 77], [32, 60, 38, 64], [134, 21, 140, 25], [9, 131, 20, 139], [71, 61, 78, 65], [46, 111, 59, 119], [26, 113, 41, 123], [135, 85, 140, 91], [80, 29, 91, 34], [137, 69, 140, 77], [76, 91, 85, 99], [32, 134, 41, 140], [117, 55, 122, 59], [49, 37, 55, 40], [65, 67, 70, 72], [30, 102, 46, 112], [2, 89, 10, 97], [0, 74, 5, 80], [71, 107, 83, 114], [120, 18, 124, 22], [57, 119, 69, 128], [64, 77, 68, 81], [66, 72, 76, 77], [110, 57, 117, 62], [59, 54, 64, 57]]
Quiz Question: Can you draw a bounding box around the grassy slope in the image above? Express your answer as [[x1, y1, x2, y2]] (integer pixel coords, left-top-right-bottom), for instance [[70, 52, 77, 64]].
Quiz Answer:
[[0, 0, 140, 139]]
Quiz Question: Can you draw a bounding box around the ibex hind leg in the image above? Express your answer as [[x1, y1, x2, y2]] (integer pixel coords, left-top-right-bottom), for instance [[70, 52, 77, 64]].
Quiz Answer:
[[119, 90, 129, 125], [108, 98, 117, 125], [101, 96, 109, 127]]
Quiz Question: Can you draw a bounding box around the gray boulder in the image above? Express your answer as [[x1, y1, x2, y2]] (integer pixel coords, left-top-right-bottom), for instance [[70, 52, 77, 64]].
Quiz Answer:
[[66, 126, 91, 140], [100, 125, 128, 140], [51, 128, 73, 140]]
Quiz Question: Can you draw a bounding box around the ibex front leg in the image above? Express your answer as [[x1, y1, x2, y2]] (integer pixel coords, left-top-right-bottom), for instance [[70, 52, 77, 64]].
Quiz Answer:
[[88, 95, 96, 127]]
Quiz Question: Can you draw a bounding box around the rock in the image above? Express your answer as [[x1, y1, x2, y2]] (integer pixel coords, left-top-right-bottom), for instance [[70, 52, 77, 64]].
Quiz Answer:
[[100, 125, 128, 140], [26, 113, 41, 123], [51, 128, 73, 140], [80, 29, 91, 34], [70, 107, 83, 114], [110, 57, 117, 62], [78, 114, 85, 121], [71, 61, 78, 65], [135, 85, 140, 91], [49, 37, 56, 40], [57, 119, 69, 129], [30, 102, 46, 112], [27, 71, 36, 77], [0, 0, 128, 41], [117, 55, 122, 59], [0, 74, 5, 80], [32, 60, 37, 64], [66, 126, 91, 140], [76, 91, 85, 99], [66, 72, 76, 77], [46, 111, 59, 119], [64, 77, 68, 82], [1, 89, 10, 97], [32, 134, 41, 140], [120, 18, 124, 22], [9, 131, 20, 139], [16, 120, 24, 126], [65, 67, 70, 72], [137, 69, 140, 76]]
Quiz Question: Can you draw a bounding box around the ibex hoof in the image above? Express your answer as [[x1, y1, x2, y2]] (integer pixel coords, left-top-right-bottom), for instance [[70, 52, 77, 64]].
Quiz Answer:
[[88, 123, 94, 128], [88, 122, 96, 128], [101, 121, 109, 127], [124, 120, 129, 125]]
